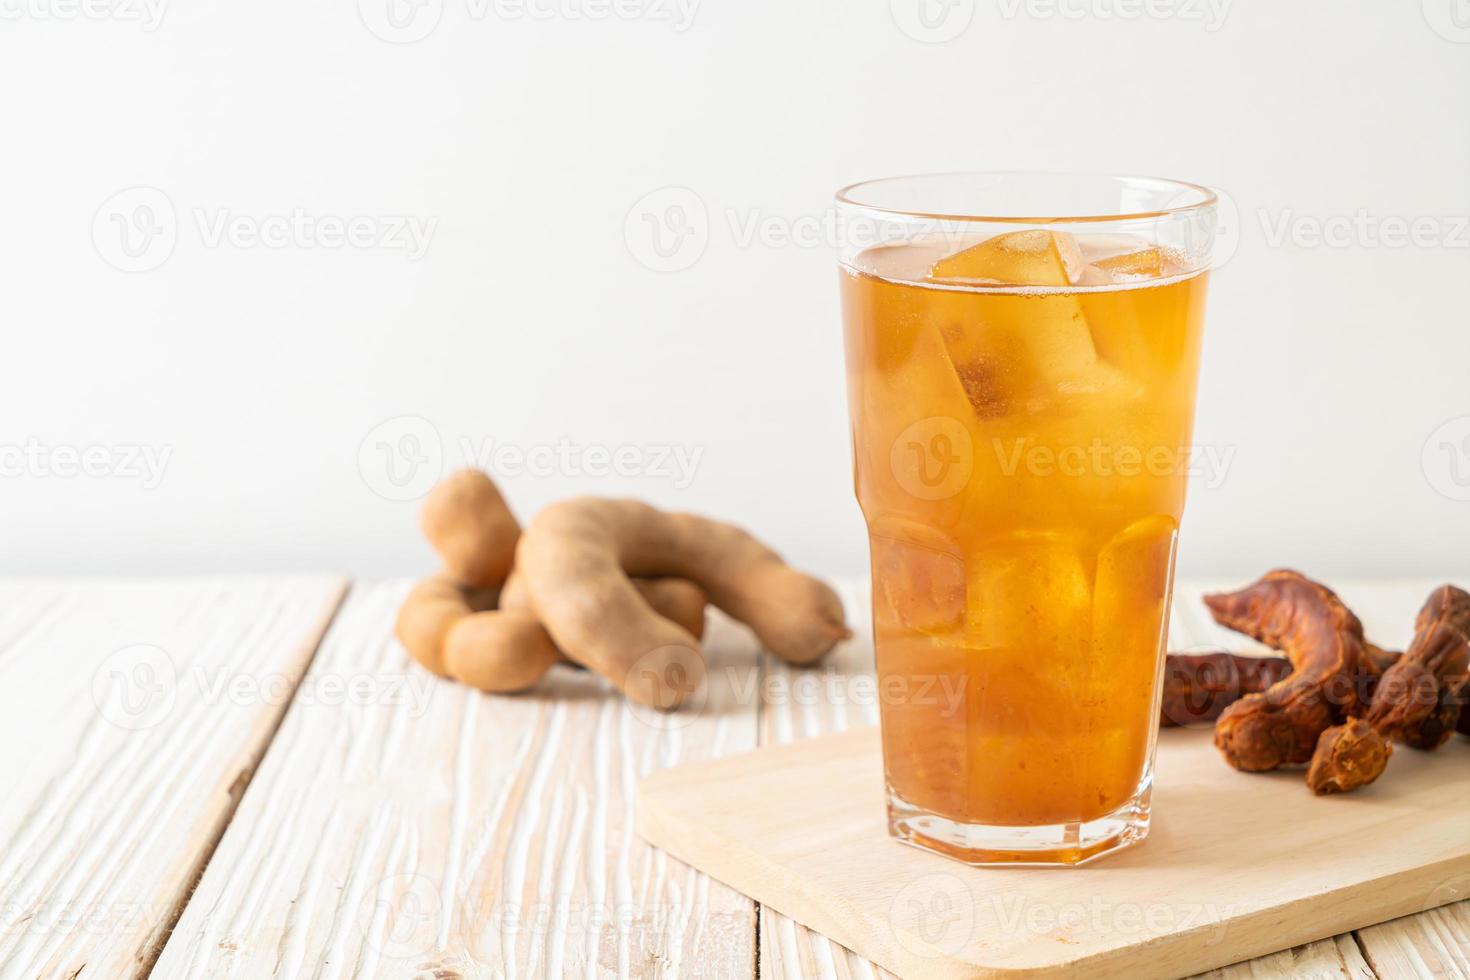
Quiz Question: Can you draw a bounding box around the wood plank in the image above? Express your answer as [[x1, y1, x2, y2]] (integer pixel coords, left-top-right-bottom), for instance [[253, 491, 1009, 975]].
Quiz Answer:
[[640, 723, 1470, 979], [758, 581, 900, 980], [743, 579, 1469, 979], [1184, 935, 1374, 979], [758, 582, 1205, 980], [151, 580, 760, 979], [0, 575, 346, 980], [1178, 577, 1470, 979], [1353, 865, 1470, 978]]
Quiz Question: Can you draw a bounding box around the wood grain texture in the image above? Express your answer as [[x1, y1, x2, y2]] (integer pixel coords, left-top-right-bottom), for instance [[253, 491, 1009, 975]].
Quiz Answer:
[[0, 575, 346, 980], [1355, 887, 1470, 978], [710, 578, 1470, 979], [1185, 935, 1374, 980], [640, 723, 1470, 979], [757, 581, 899, 980], [151, 581, 761, 979]]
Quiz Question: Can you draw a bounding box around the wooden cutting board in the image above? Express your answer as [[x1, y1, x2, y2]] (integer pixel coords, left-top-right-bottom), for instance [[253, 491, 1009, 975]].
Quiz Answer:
[[638, 725, 1470, 979]]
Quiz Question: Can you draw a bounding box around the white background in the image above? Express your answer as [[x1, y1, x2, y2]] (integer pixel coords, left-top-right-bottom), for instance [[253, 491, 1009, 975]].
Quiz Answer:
[[1, 0, 1467, 580]]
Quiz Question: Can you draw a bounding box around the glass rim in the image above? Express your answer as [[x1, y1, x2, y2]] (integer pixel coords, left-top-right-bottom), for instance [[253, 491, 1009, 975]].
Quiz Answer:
[[834, 171, 1218, 225]]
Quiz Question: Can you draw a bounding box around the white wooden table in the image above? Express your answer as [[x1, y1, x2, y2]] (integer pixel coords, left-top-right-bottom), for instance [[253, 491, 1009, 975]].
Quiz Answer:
[[1, 576, 1466, 979]]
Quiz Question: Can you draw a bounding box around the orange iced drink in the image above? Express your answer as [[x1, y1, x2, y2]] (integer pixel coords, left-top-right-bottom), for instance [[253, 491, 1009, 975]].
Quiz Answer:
[[840, 211, 1211, 864]]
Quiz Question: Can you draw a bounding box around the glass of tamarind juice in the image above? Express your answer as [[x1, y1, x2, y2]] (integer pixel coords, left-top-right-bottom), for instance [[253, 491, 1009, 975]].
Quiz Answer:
[[836, 173, 1216, 865]]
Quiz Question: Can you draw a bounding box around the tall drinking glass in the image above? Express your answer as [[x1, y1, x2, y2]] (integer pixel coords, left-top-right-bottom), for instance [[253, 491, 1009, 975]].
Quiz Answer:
[[836, 173, 1216, 866]]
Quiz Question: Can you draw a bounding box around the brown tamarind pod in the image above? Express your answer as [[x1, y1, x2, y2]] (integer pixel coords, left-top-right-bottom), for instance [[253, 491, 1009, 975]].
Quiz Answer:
[[1306, 718, 1392, 795], [1205, 570, 1368, 772], [420, 469, 520, 590], [500, 570, 710, 674], [504, 570, 709, 641], [444, 610, 561, 693], [517, 499, 848, 693], [1366, 610, 1469, 750], [1306, 585, 1468, 795], [635, 577, 707, 641], [1159, 651, 1291, 727], [394, 575, 495, 677], [1410, 586, 1470, 737]]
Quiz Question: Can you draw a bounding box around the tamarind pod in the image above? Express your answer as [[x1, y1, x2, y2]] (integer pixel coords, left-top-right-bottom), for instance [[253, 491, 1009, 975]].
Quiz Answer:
[[1305, 584, 1469, 794], [502, 570, 708, 642], [519, 498, 848, 674], [1205, 570, 1368, 772], [1415, 584, 1470, 639], [1307, 718, 1392, 795], [515, 500, 732, 709], [421, 469, 521, 590], [1363, 641, 1401, 675], [1159, 651, 1291, 727], [1367, 619, 1470, 750], [444, 610, 560, 694], [394, 574, 495, 676], [1410, 586, 1470, 737], [630, 578, 707, 641], [499, 572, 709, 680]]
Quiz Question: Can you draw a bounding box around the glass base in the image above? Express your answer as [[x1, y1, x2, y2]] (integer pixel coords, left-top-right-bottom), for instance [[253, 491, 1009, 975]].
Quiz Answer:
[[887, 782, 1152, 867]]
